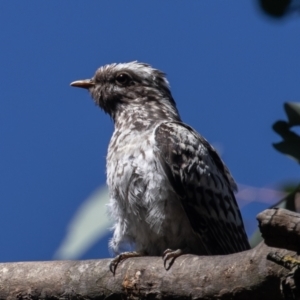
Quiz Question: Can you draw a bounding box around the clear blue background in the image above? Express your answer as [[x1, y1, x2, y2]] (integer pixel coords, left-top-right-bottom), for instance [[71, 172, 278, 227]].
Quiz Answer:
[[0, 1, 299, 262]]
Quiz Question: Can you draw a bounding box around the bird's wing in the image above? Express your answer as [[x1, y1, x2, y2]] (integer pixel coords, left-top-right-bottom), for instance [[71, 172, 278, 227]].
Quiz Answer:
[[154, 121, 250, 254]]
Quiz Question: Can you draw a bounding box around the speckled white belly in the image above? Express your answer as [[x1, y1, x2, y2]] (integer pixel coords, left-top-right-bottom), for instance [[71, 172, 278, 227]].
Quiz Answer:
[[106, 126, 199, 255]]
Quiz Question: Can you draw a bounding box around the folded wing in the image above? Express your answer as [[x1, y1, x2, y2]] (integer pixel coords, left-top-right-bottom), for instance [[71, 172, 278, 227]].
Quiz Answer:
[[154, 122, 250, 254]]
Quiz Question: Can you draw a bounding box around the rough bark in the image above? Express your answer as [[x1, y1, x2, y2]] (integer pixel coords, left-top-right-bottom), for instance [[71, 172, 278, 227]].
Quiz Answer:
[[0, 208, 299, 300], [257, 208, 300, 252]]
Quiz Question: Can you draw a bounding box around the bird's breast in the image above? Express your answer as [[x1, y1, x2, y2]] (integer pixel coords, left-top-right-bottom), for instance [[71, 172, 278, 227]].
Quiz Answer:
[[106, 127, 174, 233], [107, 128, 157, 196]]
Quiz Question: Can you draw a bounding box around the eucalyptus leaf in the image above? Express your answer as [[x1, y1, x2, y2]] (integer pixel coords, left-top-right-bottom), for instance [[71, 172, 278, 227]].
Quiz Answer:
[[272, 120, 293, 138], [273, 140, 300, 163], [273, 102, 300, 162], [284, 102, 300, 126]]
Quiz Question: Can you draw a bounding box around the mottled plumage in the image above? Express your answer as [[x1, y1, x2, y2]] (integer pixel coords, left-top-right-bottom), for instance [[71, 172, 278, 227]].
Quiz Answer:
[[70, 61, 250, 272]]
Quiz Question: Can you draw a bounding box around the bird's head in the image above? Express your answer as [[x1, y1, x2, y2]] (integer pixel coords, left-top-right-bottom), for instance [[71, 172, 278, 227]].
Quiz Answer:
[[70, 61, 180, 123]]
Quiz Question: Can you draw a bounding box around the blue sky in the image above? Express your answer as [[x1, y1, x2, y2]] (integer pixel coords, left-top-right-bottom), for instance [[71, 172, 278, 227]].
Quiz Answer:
[[0, 1, 299, 262]]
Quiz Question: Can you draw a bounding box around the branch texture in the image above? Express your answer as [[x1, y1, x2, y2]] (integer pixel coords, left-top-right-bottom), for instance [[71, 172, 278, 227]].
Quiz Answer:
[[257, 208, 300, 252], [0, 243, 293, 299], [1, 208, 299, 299]]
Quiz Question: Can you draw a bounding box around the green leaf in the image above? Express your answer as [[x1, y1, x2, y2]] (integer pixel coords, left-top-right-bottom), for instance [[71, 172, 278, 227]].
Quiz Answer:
[[53, 186, 111, 259], [272, 120, 295, 138], [273, 102, 300, 162], [284, 102, 300, 126], [273, 140, 300, 163]]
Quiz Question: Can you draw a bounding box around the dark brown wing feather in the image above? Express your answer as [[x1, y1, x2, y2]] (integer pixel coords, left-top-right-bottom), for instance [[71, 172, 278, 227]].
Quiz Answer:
[[155, 121, 250, 254]]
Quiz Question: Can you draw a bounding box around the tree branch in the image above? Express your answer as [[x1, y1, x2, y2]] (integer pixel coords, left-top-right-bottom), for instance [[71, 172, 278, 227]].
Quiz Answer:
[[1, 208, 299, 299], [257, 208, 300, 252]]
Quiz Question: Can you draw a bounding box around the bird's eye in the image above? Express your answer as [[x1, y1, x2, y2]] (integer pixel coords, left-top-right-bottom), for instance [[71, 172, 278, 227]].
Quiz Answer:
[[116, 73, 131, 86]]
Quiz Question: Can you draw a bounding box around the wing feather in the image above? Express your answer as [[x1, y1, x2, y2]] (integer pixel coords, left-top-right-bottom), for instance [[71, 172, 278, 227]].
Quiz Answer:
[[154, 121, 250, 254]]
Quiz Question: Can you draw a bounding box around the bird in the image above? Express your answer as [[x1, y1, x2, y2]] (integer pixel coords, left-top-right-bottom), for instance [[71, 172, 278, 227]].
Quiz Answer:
[[70, 61, 250, 273]]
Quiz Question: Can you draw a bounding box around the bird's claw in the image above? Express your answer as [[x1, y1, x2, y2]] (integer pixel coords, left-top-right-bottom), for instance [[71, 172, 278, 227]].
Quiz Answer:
[[109, 251, 143, 275], [109, 254, 123, 275], [162, 248, 183, 270]]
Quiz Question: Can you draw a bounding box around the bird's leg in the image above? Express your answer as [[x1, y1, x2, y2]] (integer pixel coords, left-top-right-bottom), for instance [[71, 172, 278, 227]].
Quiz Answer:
[[163, 248, 188, 270], [109, 251, 144, 275]]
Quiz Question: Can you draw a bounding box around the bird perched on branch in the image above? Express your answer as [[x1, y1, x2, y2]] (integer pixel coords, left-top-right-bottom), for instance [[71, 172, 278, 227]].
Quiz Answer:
[[70, 61, 250, 273]]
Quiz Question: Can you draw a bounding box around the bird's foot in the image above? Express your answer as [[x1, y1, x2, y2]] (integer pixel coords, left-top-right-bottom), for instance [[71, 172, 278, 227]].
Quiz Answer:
[[109, 251, 143, 275], [162, 248, 185, 270]]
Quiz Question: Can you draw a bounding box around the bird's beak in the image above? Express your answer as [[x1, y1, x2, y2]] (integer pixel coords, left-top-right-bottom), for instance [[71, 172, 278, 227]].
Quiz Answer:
[[70, 79, 95, 89]]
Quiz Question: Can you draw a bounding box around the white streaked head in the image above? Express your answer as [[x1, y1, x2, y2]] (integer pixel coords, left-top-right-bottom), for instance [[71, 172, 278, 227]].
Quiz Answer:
[[71, 61, 180, 122]]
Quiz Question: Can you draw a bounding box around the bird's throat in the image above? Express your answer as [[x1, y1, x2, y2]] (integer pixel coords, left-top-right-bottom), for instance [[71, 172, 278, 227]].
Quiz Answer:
[[113, 101, 181, 131]]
